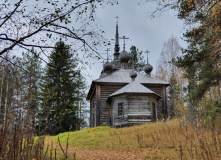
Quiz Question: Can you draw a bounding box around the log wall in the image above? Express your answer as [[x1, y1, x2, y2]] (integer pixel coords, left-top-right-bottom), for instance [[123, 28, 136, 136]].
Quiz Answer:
[[100, 83, 126, 126], [90, 83, 167, 127]]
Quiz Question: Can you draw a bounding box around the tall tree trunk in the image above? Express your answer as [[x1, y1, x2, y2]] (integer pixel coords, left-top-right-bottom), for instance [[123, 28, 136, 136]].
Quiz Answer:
[[0, 66, 4, 121], [3, 76, 9, 126], [217, 84, 221, 105]]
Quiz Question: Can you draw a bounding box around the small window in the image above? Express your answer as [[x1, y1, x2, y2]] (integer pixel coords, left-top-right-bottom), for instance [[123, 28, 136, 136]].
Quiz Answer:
[[118, 103, 123, 116], [152, 102, 157, 120]]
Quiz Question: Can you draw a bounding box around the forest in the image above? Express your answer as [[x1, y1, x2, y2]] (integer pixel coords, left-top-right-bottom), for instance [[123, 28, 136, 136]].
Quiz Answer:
[[0, 0, 220, 159]]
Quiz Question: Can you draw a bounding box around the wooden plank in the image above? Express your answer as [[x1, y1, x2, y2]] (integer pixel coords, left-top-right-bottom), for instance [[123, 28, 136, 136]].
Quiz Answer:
[[95, 84, 100, 126], [99, 84, 126, 126]]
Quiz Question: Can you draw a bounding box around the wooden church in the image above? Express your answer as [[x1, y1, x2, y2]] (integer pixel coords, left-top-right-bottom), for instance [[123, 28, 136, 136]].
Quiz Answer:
[[87, 22, 169, 128]]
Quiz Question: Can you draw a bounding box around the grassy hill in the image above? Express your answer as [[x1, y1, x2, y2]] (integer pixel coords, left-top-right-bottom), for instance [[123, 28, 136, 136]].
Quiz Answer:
[[45, 119, 221, 159]]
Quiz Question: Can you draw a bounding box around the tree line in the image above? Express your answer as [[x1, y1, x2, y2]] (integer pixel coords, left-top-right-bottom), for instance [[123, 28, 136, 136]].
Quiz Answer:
[[0, 41, 87, 135]]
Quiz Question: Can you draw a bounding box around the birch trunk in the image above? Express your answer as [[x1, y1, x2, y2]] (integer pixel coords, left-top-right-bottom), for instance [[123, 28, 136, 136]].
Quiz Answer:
[[3, 76, 9, 126], [0, 67, 4, 118]]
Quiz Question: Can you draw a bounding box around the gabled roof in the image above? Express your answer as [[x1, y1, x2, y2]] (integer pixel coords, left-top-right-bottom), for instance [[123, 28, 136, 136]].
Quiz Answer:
[[108, 80, 161, 99], [94, 69, 169, 85], [86, 69, 169, 100]]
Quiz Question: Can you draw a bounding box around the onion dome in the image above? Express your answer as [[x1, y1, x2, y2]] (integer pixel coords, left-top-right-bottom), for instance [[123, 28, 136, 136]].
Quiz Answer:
[[120, 50, 130, 63], [129, 70, 137, 81], [103, 61, 114, 70], [144, 63, 153, 74]]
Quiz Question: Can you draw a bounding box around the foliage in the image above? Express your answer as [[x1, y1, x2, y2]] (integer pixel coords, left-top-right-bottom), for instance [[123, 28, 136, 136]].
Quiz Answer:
[[176, 30, 221, 103], [175, 0, 221, 125], [173, 0, 221, 103], [198, 94, 221, 128], [40, 41, 86, 135], [128, 45, 145, 72], [173, 0, 221, 123]]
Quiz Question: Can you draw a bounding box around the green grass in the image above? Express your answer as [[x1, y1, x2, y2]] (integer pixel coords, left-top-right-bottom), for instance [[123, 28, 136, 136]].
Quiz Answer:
[[47, 126, 114, 149], [44, 119, 221, 159]]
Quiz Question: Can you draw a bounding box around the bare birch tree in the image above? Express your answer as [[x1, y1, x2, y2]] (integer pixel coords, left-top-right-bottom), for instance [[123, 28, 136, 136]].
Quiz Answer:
[[155, 36, 187, 117]]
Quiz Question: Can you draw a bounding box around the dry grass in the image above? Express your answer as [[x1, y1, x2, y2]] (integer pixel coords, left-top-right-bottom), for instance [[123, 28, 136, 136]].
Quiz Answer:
[[0, 122, 75, 160], [47, 119, 221, 160]]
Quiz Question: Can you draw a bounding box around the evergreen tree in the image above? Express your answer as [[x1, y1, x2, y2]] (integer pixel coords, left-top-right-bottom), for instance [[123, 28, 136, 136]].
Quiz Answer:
[[40, 41, 86, 135], [175, 4, 221, 104], [128, 46, 145, 72]]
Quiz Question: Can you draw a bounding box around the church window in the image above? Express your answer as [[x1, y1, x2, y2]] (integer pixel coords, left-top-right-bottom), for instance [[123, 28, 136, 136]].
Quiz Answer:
[[118, 103, 123, 116], [152, 102, 157, 120]]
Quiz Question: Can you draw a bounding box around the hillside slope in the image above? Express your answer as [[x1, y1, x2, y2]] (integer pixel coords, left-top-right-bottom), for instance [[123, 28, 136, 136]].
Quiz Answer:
[[46, 119, 221, 159]]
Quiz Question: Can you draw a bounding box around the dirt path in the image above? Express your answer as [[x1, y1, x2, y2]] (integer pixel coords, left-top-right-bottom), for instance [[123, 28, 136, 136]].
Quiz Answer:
[[73, 148, 144, 160], [65, 147, 176, 160]]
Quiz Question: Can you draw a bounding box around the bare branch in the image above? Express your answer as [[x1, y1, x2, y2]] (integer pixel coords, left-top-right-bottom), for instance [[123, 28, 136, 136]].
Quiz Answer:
[[0, 55, 29, 73], [0, 0, 23, 28], [17, 44, 48, 64], [0, 0, 100, 57]]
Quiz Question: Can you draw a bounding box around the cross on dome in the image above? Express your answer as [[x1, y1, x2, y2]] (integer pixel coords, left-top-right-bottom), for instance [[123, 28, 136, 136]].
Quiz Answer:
[[115, 16, 119, 25], [105, 48, 110, 61], [144, 50, 150, 63], [119, 36, 129, 51]]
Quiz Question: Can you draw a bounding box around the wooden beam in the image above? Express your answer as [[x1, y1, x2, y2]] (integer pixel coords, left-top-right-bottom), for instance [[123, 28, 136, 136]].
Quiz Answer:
[[95, 84, 100, 126]]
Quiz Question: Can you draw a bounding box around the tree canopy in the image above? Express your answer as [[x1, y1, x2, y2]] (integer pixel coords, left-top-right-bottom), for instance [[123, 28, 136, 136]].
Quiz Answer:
[[128, 45, 145, 72], [175, 0, 221, 103]]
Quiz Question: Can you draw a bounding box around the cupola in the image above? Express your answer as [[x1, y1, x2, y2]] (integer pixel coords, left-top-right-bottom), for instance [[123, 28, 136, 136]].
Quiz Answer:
[[143, 50, 153, 77], [120, 50, 130, 63], [144, 63, 153, 76], [103, 61, 114, 70], [120, 50, 130, 69], [129, 70, 137, 81]]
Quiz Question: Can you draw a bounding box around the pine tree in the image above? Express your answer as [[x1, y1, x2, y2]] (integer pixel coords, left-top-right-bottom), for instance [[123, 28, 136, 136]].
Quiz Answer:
[[128, 46, 145, 72], [40, 41, 86, 135], [175, 11, 221, 104]]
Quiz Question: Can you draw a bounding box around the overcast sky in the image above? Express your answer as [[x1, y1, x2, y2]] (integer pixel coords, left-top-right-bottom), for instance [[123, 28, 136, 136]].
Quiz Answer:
[[85, 0, 187, 84]]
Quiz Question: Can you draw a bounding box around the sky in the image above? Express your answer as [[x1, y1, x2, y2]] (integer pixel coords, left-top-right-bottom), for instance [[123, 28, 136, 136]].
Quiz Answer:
[[3, 0, 187, 87], [85, 0, 187, 84]]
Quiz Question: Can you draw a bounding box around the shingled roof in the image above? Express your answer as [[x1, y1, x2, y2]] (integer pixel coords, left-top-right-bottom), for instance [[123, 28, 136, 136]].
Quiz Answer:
[[108, 80, 161, 99], [87, 69, 169, 100], [95, 69, 169, 85]]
